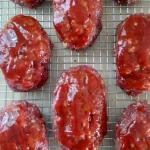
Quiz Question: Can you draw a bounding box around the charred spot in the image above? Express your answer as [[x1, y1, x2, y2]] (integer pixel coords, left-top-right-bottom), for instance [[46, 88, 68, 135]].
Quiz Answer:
[[88, 13, 91, 17], [89, 113, 94, 127]]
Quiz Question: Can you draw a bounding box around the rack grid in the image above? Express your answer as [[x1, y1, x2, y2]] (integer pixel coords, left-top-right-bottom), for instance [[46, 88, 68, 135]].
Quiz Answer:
[[0, 0, 150, 149]]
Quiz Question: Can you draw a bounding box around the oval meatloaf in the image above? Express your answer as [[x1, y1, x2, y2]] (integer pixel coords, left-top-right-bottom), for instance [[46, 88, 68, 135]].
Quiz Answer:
[[0, 15, 53, 92], [0, 100, 48, 150], [116, 14, 150, 96], [10, 0, 44, 8], [53, 0, 103, 50], [116, 100, 150, 150], [115, 0, 138, 5], [53, 65, 107, 150]]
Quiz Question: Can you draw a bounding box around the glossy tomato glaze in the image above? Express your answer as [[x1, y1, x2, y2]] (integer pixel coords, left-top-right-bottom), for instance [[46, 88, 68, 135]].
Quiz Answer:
[[11, 0, 44, 8], [0, 100, 48, 150], [53, 0, 103, 50], [116, 100, 150, 150], [53, 65, 107, 150], [0, 15, 52, 91], [116, 14, 150, 96]]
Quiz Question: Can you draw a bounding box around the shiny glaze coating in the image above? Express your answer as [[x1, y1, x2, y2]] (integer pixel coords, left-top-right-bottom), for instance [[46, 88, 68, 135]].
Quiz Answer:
[[0, 100, 48, 150], [11, 0, 44, 8], [0, 15, 52, 91], [115, 0, 138, 5], [53, 0, 103, 50], [115, 100, 150, 150], [116, 14, 150, 96], [53, 65, 107, 150]]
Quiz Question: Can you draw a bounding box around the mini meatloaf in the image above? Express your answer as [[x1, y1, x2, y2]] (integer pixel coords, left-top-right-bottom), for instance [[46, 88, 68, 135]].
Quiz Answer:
[[0, 15, 53, 91], [116, 100, 150, 150], [11, 0, 44, 8], [0, 100, 48, 150], [53, 65, 107, 149], [115, 0, 138, 5], [116, 14, 150, 96], [53, 0, 103, 50]]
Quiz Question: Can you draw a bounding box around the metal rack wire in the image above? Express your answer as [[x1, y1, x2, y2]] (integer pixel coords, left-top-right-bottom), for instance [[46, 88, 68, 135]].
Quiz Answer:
[[0, 0, 150, 149]]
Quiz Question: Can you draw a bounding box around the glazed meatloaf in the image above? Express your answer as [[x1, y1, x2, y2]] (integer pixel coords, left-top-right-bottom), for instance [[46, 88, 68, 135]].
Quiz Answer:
[[116, 100, 150, 150], [116, 14, 150, 96], [53, 65, 107, 149], [0, 15, 53, 91], [0, 100, 48, 150], [10, 0, 44, 8], [115, 0, 138, 5], [53, 0, 103, 50]]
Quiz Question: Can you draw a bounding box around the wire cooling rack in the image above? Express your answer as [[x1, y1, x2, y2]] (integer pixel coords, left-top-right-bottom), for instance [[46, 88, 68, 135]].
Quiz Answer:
[[0, 0, 150, 149]]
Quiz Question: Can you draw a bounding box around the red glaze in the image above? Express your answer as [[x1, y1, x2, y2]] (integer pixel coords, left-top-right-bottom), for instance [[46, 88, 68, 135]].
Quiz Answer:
[[116, 14, 150, 96], [0, 15, 53, 91], [0, 100, 48, 150], [53, 0, 103, 50], [53, 65, 107, 150], [10, 0, 44, 8], [115, 100, 150, 150], [115, 0, 138, 5]]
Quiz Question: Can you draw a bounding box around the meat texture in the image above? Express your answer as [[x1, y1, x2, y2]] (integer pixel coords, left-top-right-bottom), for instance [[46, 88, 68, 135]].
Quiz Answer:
[[115, 100, 150, 150], [116, 14, 150, 96], [0, 15, 53, 91], [10, 0, 44, 8], [53, 0, 103, 50], [53, 65, 107, 150], [0, 100, 48, 150], [115, 0, 138, 5]]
